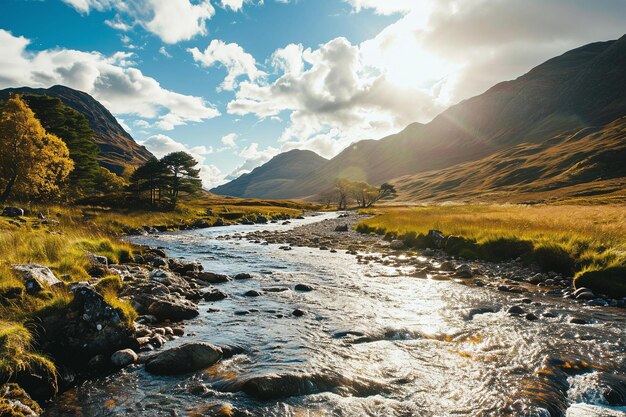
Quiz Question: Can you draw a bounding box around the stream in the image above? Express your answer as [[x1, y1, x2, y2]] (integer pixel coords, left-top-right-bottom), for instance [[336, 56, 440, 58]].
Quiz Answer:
[[44, 213, 626, 417]]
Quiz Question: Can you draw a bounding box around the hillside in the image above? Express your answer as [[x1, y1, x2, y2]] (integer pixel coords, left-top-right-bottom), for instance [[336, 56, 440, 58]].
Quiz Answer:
[[0, 85, 153, 175], [213, 35, 626, 200], [392, 117, 626, 204], [212, 149, 328, 199]]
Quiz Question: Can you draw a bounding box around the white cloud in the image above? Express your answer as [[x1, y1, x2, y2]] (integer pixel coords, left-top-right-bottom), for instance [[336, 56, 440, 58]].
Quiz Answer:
[[344, 0, 423, 15], [188, 40, 266, 91], [0, 29, 220, 130], [62, 0, 215, 44], [221, 0, 246, 12], [116, 117, 132, 133], [226, 142, 280, 178], [221, 133, 238, 148], [140, 134, 225, 188], [158, 46, 172, 58]]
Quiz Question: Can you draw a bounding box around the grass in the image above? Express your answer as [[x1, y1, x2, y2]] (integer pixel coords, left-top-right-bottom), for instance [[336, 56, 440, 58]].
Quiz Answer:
[[0, 322, 56, 385], [357, 205, 626, 297]]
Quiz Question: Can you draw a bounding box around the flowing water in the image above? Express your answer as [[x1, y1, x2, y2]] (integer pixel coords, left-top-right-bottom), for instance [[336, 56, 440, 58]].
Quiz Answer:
[[44, 213, 626, 417]]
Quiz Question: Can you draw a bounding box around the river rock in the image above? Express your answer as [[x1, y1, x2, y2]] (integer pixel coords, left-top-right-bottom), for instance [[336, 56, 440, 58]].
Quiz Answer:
[[12, 264, 61, 294], [145, 342, 222, 375], [190, 271, 231, 284], [334, 225, 349, 232], [85, 253, 108, 267], [244, 290, 262, 297], [295, 283, 314, 292], [2, 206, 24, 217], [234, 273, 252, 280], [111, 349, 138, 368], [203, 289, 228, 301], [147, 298, 199, 321], [439, 261, 456, 272], [389, 240, 405, 250], [507, 305, 526, 315], [292, 308, 306, 317], [455, 264, 473, 278], [428, 230, 446, 248]]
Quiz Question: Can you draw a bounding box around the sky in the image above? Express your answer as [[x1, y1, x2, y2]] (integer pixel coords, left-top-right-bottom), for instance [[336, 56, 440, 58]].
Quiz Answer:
[[0, 0, 625, 188]]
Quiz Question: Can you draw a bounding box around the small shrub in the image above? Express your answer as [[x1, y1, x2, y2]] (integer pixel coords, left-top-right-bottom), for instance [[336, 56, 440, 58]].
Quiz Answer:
[[481, 238, 534, 262], [532, 244, 576, 275], [95, 275, 122, 295], [574, 266, 626, 298]]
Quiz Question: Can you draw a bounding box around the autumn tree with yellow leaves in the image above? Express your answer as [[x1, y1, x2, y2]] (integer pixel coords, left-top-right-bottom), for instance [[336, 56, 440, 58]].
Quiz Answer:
[[0, 95, 74, 203]]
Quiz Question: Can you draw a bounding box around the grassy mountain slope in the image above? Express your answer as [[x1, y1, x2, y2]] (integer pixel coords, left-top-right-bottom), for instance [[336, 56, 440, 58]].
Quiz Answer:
[[212, 149, 328, 199], [392, 117, 626, 204], [0, 85, 153, 175], [214, 35, 626, 200]]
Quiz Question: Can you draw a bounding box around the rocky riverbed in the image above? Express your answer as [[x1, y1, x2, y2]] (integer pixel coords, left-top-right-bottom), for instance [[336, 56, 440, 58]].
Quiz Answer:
[[35, 212, 626, 417]]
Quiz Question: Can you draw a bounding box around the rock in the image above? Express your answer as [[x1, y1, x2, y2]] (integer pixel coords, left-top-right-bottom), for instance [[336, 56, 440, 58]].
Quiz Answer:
[[507, 305, 526, 315], [576, 291, 595, 300], [111, 349, 138, 368], [191, 271, 231, 284], [147, 299, 199, 322], [85, 253, 108, 267], [292, 308, 306, 317], [428, 230, 446, 248], [244, 290, 262, 297], [466, 307, 497, 320], [145, 342, 222, 375], [2, 206, 24, 217], [234, 273, 252, 280], [439, 261, 456, 272], [389, 240, 405, 250], [454, 264, 473, 278], [0, 383, 43, 416], [203, 289, 228, 301], [569, 317, 588, 325], [334, 225, 349, 232], [525, 313, 539, 321], [294, 284, 314, 292], [12, 264, 61, 294]]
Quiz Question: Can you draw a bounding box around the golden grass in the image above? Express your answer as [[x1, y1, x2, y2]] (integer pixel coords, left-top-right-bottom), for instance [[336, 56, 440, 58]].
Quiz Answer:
[[357, 204, 626, 296], [0, 322, 56, 383]]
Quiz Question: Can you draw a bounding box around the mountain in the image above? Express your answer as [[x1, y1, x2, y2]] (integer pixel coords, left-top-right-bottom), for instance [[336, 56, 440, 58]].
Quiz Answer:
[[0, 85, 153, 175], [393, 117, 626, 203], [213, 35, 626, 200], [212, 149, 328, 199]]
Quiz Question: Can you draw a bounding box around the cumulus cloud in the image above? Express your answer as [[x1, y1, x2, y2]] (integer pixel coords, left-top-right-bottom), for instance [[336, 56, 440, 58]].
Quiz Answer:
[[221, 0, 246, 12], [227, 37, 442, 157], [140, 134, 226, 188], [158, 46, 172, 58], [221, 133, 238, 148], [344, 0, 422, 15], [0, 29, 219, 130], [225, 142, 279, 179], [188, 40, 266, 91], [62, 0, 215, 44]]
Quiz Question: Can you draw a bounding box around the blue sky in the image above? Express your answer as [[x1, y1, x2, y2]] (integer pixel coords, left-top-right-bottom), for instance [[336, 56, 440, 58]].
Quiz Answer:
[[1, 0, 625, 187]]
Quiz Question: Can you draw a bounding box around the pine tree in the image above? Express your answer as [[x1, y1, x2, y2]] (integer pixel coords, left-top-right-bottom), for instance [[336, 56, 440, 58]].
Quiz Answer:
[[161, 152, 202, 201]]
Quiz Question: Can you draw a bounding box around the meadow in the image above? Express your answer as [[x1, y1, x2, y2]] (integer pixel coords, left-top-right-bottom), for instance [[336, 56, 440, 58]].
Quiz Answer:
[[356, 204, 626, 297]]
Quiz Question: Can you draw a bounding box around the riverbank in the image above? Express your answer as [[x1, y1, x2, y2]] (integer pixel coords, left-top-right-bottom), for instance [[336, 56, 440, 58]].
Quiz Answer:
[[0, 197, 313, 415], [243, 212, 626, 309]]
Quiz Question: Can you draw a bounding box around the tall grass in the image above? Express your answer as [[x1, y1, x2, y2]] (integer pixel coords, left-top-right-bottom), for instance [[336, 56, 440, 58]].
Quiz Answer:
[[357, 205, 626, 297]]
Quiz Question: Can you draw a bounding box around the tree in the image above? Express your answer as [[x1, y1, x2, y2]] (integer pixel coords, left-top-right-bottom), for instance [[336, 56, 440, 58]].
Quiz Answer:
[[334, 179, 353, 210], [97, 167, 128, 194], [130, 157, 168, 206], [349, 181, 379, 208], [160, 152, 202, 201], [19, 94, 100, 196], [0, 96, 74, 203], [130, 152, 202, 208]]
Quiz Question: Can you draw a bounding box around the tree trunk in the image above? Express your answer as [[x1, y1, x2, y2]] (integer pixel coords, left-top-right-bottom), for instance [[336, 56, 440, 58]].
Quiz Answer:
[[0, 174, 17, 204]]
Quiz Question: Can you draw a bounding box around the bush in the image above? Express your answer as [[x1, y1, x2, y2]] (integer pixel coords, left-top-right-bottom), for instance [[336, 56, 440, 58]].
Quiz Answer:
[[574, 267, 626, 298], [95, 275, 122, 295], [481, 238, 534, 262], [532, 244, 576, 274]]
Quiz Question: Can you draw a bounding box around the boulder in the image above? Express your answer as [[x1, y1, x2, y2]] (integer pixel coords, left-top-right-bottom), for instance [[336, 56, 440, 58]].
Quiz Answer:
[[0, 383, 42, 417], [439, 261, 456, 272], [389, 240, 405, 250], [244, 290, 262, 297], [334, 225, 349, 232], [111, 349, 138, 368], [147, 299, 199, 322], [428, 230, 446, 248], [85, 254, 108, 267], [292, 308, 306, 317], [507, 305, 526, 315], [12, 264, 61, 294], [203, 289, 228, 301], [2, 206, 24, 217], [190, 271, 231, 284], [294, 284, 314, 292], [234, 273, 252, 280], [145, 342, 222, 375], [454, 264, 473, 278]]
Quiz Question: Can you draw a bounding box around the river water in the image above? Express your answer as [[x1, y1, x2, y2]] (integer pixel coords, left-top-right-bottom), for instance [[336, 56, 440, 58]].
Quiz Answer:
[[44, 213, 626, 417]]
